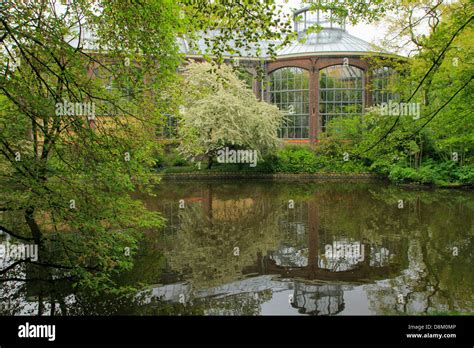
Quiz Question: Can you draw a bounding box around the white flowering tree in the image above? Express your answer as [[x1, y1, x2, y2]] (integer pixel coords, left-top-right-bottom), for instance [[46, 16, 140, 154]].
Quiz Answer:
[[178, 61, 283, 168]]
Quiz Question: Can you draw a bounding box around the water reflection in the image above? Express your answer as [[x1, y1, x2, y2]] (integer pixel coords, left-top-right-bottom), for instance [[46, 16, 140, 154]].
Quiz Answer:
[[1, 181, 473, 315]]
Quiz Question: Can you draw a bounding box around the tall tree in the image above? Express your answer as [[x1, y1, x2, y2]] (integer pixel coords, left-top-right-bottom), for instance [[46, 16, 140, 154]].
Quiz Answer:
[[0, 0, 294, 298]]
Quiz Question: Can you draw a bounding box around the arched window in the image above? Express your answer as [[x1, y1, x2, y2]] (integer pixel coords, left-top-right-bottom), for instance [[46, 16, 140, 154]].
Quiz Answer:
[[269, 67, 310, 139], [319, 65, 364, 132]]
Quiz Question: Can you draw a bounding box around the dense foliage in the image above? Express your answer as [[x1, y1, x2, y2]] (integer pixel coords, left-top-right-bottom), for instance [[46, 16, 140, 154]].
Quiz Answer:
[[0, 0, 472, 315], [0, 0, 295, 296]]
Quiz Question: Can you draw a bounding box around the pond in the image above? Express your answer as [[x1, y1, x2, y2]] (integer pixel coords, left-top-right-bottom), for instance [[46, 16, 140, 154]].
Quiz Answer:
[[1, 180, 473, 315]]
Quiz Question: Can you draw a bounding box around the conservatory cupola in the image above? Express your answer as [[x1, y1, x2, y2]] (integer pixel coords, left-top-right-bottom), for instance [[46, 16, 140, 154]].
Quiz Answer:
[[294, 6, 346, 44]]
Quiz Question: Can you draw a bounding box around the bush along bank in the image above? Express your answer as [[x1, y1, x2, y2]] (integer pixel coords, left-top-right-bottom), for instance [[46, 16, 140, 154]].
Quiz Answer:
[[154, 144, 473, 187]]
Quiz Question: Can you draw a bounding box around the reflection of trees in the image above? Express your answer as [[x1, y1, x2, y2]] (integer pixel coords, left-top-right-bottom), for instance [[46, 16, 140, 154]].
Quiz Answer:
[[200, 289, 273, 316], [0, 224, 173, 316], [365, 187, 474, 314], [366, 235, 474, 314], [0, 276, 271, 316], [163, 196, 283, 289], [2, 181, 472, 315], [0, 266, 75, 316]]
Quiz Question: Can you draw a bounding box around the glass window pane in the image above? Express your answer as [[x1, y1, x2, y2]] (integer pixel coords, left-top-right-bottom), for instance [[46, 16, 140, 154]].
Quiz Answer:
[[319, 65, 364, 132], [269, 67, 310, 139]]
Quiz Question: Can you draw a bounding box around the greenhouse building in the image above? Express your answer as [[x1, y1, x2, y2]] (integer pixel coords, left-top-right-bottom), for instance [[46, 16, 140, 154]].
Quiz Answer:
[[179, 6, 400, 143]]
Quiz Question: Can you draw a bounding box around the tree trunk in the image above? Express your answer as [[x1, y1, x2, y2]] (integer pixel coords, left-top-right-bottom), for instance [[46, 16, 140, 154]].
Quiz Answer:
[[25, 207, 42, 246], [207, 156, 213, 169]]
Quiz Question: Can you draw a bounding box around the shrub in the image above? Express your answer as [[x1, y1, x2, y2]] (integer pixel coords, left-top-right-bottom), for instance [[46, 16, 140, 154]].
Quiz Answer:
[[155, 148, 188, 169], [454, 164, 474, 184], [265, 145, 369, 174], [273, 145, 320, 173], [388, 160, 474, 186]]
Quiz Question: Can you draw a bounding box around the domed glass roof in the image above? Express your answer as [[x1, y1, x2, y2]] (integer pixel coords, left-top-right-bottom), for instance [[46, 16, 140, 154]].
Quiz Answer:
[[275, 6, 388, 57], [177, 6, 391, 59], [294, 6, 346, 34], [276, 29, 388, 57]]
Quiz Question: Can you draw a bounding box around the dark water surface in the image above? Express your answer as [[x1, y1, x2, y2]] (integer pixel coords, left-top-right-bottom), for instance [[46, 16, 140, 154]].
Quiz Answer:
[[2, 180, 473, 315]]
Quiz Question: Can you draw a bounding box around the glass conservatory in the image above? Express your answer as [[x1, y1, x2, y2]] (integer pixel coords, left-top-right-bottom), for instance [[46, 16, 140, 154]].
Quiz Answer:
[[177, 6, 400, 143]]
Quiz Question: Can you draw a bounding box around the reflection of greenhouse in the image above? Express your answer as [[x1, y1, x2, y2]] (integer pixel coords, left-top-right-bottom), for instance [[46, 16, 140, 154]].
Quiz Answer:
[[320, 240, 365, 271], [153, 185, 402, 284], [269, 242, 394, 274], [292, 283, 344, 315], [141, 184, 405, 316], [254, 198, 399, 282]]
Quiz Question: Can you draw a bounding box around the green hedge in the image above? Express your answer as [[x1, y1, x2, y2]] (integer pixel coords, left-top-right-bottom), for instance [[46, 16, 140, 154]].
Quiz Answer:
[[267, 145, 368, 174], [155, 144, 473, 186], [388, 160, 474, 186]]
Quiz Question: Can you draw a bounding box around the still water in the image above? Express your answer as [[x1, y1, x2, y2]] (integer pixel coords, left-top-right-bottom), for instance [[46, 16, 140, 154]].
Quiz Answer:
[[133, 180, 473, 315], [2, 180, 474, 315]]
